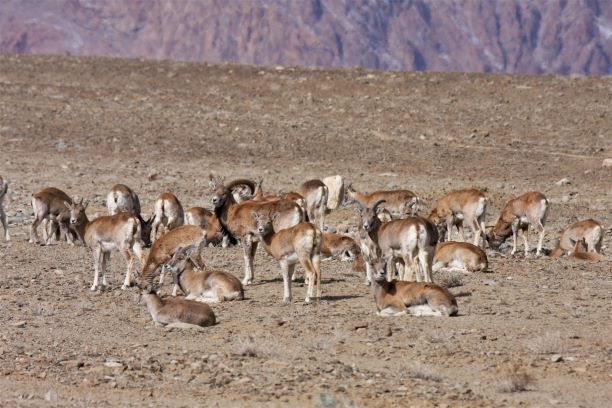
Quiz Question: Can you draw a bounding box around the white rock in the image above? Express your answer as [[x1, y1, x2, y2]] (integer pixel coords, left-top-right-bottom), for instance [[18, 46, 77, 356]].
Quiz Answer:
[[555, 177, 571, 186], [44, 389, 58, 401]]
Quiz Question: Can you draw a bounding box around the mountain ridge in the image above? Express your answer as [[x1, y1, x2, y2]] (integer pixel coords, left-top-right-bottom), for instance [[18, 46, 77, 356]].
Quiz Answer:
[[1, 0, 611, 74]]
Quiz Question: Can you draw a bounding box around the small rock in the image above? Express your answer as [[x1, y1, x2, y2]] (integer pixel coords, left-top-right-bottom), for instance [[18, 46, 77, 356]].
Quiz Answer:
[[315, 391, 340, 408], [561, 195, 571, 203], [550, 354, 563, 362], [555, 177, 571, 186], [233, 376, 252, 385], [54, 140, 66, 151], [44, 389, 57, 401], [602, 158, 612, 168], [325, 225, 337, 233], [11, 321, 26, 328], [62, 360, 84, 368], [483, 280, 498, 286], [104, 357, 122, 368]]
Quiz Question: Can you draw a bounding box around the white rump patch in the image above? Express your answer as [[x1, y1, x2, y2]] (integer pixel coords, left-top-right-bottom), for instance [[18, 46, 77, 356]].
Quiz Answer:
[[377, 307, 407, 317], [194, 290, 219, 303], [448, 259, 467, 270], [164, 322, 206, 331], [407, 305, 442, 317]]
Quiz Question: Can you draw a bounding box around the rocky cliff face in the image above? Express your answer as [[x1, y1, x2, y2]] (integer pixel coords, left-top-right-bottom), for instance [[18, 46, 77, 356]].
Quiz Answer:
[[1, 0, 611, 74]]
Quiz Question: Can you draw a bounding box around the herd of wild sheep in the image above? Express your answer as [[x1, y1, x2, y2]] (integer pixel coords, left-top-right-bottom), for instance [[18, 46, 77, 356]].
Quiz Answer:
[[0, 174, 605, 328]]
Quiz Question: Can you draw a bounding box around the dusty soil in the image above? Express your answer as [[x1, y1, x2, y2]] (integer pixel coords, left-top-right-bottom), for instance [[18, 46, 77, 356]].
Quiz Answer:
[[0, 54, 610, 407]]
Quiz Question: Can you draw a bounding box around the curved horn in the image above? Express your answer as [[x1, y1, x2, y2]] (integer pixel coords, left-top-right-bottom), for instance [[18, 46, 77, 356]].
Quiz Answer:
[[181, 244, 196, 255], [225, 179, 257, 195], [371, 199, 386, 210]]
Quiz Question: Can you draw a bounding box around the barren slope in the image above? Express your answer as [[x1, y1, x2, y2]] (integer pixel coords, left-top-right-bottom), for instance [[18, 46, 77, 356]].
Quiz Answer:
[[0, 54, 610, 407]]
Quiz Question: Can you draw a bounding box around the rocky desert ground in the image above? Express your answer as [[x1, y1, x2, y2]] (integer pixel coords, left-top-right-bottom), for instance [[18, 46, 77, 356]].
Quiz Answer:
[[0, 54, 610, 407]]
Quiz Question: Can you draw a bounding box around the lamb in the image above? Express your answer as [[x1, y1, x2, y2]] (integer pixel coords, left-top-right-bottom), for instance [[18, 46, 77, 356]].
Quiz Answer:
[[164, 239, 244, 302], [139, 289, 216, 328], [370, 258, 458, 317]]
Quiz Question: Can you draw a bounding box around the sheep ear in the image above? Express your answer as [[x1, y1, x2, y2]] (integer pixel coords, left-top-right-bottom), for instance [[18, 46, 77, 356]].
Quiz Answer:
[[251, 211, 259, 219], [64, 201, 71, 209], [83, 201, 89, 210], [171, 247, 184, 260], [188, 255, 201, 268], [198, 236, 207, 252]]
